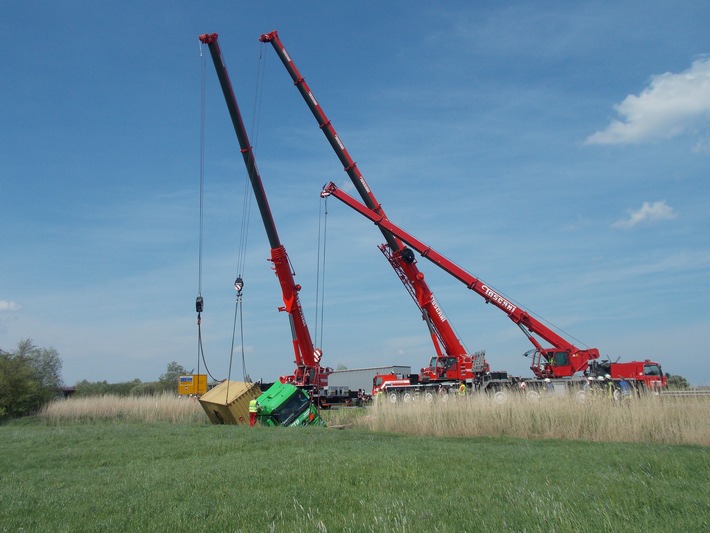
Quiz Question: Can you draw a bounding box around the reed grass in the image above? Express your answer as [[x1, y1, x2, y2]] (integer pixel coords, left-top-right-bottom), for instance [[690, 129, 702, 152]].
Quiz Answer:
[[40, 393, 207, 424], [40, 392, 710, 446], [328, 393, 710, 446]]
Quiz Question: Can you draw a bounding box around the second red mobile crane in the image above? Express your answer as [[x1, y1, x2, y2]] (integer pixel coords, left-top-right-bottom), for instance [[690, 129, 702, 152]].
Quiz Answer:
[[321, 182, 667, 399], [259, 30, 488, 388]]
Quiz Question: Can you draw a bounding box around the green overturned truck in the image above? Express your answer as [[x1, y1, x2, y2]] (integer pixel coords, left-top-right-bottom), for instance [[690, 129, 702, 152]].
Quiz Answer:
[[256, 382, 324, 427], [198, 380, 324, 427]]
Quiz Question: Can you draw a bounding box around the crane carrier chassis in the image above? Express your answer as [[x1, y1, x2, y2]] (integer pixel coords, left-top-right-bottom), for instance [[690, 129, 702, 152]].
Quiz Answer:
[[373, 364, 662, 405]]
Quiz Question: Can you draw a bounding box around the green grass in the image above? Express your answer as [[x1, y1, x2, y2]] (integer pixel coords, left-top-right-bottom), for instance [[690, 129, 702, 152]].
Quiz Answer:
[[1, 421, 708, 532]]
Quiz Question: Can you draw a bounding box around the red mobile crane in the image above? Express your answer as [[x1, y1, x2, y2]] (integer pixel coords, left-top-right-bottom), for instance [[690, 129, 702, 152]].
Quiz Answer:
[[199, 33, 330, 391], [321, 182, 667, 395], [259, 30, 488, 388]]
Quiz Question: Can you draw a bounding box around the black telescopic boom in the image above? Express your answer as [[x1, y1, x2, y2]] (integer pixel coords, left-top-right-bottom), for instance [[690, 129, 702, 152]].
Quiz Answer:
[[199, 33, 281, 250]]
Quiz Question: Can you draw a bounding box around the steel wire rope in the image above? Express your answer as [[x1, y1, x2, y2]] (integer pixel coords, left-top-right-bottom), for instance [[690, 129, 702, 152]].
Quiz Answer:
[[196, 41, 219, 384], [195, 43, 217, 382], [314, 195, 329, 350], [227, 42, 269, 387]]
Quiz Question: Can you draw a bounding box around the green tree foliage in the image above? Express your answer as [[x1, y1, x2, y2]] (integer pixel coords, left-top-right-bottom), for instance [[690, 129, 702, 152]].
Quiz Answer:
[[0, 339, 64, 419], [666, 374, 690, 389], [159, 361, 188, 393], [74, 378, 148, 397], [71, 362, 190, 399]]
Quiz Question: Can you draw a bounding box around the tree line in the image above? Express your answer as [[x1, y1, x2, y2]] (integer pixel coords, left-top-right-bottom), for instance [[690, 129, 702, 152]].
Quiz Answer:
[[1, 339, 189, 420], [0, 338, 695, 421]]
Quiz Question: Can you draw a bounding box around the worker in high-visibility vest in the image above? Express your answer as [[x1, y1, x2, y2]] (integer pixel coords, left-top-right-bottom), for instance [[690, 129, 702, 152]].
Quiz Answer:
[[248, 398, 258, 427], [458, 382, 466, 397]]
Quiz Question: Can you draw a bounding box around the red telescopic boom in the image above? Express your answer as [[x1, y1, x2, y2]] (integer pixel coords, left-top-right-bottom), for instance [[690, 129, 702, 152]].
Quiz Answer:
[[199, 33, 329, 389], [321, 182, 600, 378], [259, 30, 483, 379]]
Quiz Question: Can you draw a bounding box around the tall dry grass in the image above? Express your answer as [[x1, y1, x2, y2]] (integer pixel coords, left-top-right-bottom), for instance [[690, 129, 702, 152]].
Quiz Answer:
[[40, 393, 208, 424], [355, 393, 710, 446], [40, 392, 710, 446]]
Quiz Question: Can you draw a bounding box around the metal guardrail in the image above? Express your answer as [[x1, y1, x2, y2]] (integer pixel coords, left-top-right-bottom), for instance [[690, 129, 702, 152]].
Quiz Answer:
[[661, 389, 710, 397]]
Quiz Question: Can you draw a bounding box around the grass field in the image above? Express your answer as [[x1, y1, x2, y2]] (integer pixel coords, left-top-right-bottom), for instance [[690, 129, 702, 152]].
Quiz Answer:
[[1, 394, 709, 532]]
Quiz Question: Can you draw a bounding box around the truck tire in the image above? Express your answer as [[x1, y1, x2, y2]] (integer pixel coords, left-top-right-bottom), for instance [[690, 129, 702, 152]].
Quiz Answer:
[[494, 390, 508, 404], [576, 390, 587, 403], [612, 387, 621, 402], [424, 392, 434, 402], [403, 392, 413, 403], [388, 393, 398, 404], [526, 390, 540, 402]]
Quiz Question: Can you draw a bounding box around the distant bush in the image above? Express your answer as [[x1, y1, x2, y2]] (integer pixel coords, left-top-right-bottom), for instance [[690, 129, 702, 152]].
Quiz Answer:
[[666, 374, 690, 389], [72, 362, 190, 398], [0, 339, 63, 420]]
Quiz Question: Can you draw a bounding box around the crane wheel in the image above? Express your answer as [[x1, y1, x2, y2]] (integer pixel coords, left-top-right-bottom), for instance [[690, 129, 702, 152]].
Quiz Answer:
[[526, 390, 540, 402], [424, 392, 434, 402], [493, 390, 508, 405], [576, 390, 587, 403], [388, 393, 398, 404], [403, 392, 413, 403]]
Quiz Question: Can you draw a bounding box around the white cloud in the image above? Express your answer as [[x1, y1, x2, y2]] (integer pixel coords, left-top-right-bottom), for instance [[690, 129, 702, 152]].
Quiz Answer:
[[692, 136, 710, 154], [587, 57, 710, 145], [0, 300, 21, 312], [612, 201, 677, 229]]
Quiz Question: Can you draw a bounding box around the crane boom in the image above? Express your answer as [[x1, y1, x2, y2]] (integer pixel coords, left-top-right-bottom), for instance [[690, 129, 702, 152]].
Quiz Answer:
[[259, 30, 481, 378], [321, 182, 600, 378], [199, 33, 329, 389]]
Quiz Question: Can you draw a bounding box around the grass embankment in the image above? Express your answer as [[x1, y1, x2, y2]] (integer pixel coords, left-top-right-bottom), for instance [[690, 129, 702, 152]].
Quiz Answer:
[[1, 422, 708, 532], [1, 393, 707, 531]]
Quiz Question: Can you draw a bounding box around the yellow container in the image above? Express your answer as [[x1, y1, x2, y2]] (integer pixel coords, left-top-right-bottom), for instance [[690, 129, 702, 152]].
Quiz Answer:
[[198, 381, 262, 425], [177, 374, 208, 396]]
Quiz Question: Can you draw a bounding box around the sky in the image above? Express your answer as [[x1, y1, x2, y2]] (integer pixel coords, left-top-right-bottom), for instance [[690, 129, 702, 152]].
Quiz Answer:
[[2, 1, 709, 387]]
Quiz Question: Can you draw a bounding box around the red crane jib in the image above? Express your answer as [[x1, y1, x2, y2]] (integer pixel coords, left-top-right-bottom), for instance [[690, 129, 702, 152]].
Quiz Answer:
[[260, 29, 478, 374], [321, 182, 601, 378]]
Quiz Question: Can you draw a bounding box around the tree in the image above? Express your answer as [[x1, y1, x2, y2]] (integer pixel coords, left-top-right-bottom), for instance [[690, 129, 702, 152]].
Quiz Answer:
[[0, 339, 64, 419], [159, 361, 188, 393], [666, 374, 690, 390]]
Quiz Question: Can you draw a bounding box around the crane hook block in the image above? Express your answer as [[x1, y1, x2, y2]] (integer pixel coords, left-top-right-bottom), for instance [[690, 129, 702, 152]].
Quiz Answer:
[[234, 277, 244, 293], [195, 296, 204, 314], [401, 248, 416, 264]]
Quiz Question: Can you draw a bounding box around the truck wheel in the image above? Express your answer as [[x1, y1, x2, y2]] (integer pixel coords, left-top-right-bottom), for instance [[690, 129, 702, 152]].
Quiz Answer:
[[494, 390, 508, 405], [576, 390, 587, 403], [403, 392, 413, 403], [526, 390, 540, 402], [424, 392, 434, 402], [388, 393, 398, 404]]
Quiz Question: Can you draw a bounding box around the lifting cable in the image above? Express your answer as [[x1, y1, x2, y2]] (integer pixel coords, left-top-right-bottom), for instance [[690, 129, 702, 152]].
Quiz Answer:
[[195, 41, 206, 378], [195, 41, 219, 384], [227, 42, 269, 386], [314, 194, 329, 349]]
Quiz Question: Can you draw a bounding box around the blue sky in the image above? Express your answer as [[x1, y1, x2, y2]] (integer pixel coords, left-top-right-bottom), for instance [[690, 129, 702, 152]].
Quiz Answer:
[[2, 2, 709, 386]]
